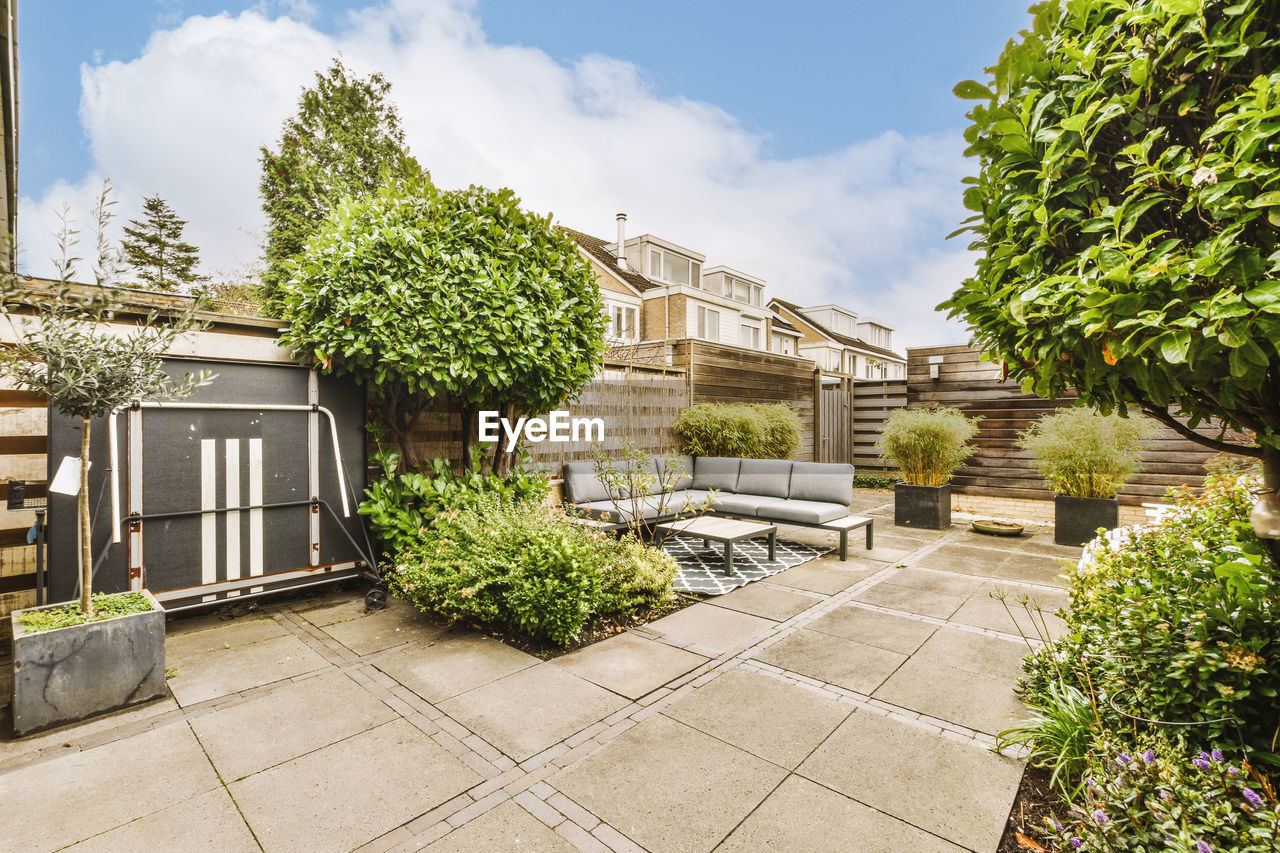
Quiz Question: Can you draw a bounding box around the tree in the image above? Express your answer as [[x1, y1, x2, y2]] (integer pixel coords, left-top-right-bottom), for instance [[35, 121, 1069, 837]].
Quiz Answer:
[[259, 57, 423, 309], [941, 0, 1280, 533], [277, 179, 606, 473], [122, 194, 206, 292], [2, 184, 212, 614]]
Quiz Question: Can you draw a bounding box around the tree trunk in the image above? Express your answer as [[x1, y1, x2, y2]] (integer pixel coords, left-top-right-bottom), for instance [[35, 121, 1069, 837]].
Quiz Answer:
[[459, 404, 475, 470], [79, 418, 93, 616]]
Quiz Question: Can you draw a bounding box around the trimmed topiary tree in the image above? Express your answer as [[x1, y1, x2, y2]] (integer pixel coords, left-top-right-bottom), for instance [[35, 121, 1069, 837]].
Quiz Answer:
[[278, 178, 606, 473], [942, 0, 1280, 548]]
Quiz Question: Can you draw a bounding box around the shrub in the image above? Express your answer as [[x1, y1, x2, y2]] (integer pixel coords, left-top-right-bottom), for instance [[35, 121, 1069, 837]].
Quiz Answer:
[[1043, 740, 1278, 853], [854, 474, 897, 490], [360, 449, 548, 556], [673, 403, 801, 459], [876, 406, 980, 486], [388, 497, 677, 647], [1018, 408, 1153, 499], [1023, 465, 1280, 765]]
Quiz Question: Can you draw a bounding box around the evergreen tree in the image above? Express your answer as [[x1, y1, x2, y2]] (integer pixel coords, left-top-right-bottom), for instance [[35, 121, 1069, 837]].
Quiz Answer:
[[259, 57, 424, 311], [121, 194, 205, 292]]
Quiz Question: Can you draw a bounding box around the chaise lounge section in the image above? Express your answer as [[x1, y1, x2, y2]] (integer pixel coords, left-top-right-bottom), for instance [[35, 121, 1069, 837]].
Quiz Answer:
[[561, 456, 873, 559]]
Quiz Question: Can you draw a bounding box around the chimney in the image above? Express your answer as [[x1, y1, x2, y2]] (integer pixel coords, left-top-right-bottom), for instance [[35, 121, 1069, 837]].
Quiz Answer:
[[615, 213, 628, 271]]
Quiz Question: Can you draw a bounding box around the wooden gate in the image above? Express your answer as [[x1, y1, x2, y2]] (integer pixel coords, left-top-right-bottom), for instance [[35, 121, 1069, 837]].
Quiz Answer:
[[818, 388, 852, 463]]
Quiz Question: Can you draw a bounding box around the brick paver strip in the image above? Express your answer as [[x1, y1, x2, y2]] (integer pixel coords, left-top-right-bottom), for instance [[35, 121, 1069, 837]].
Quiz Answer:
[[514, 790, 565, 827]]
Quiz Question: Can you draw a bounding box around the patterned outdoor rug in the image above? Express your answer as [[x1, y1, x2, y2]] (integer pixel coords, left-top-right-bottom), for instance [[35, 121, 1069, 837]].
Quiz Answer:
[[663, 534, 832, 595]]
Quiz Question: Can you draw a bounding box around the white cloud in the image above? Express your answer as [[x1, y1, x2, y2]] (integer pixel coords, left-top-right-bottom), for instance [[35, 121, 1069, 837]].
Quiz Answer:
[[18, 0, 974, 349]]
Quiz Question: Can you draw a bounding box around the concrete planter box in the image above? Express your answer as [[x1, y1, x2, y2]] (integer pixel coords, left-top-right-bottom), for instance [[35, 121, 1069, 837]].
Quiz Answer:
[[10, 590, 167, 737], [1054, 496, 1119, 547], [895, 483, 951, 530]]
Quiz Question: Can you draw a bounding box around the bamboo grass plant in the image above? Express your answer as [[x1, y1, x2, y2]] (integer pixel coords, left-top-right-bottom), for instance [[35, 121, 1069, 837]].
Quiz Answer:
[[877, 406, 980, 486]]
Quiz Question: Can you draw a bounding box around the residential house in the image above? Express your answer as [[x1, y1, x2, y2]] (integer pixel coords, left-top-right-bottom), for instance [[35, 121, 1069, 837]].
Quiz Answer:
[[769, 299, 906, 380], [564, 215, 782, 359]]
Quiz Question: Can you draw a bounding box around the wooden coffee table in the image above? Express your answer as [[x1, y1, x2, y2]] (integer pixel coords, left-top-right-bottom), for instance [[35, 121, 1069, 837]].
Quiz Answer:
[[655, 516, 776, 576]]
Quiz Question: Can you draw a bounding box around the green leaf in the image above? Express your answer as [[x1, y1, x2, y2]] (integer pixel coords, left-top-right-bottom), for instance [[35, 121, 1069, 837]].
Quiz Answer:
[[953, 80, 993, 100], [1159, 331, 1191, 363], [1243, 282, 1280, 307], [1156, 0, 1200, 14], [1246, 191, 1280, 208]]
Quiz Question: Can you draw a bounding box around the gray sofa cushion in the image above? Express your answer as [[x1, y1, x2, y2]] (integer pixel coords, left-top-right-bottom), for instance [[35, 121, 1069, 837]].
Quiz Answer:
[[788, 462, 854, 505], [657, 454, 695, 492], [755, 498, 849, 525], [713, 493, 770, 517], [692, 457, 741, 493], [602, 457, 661, 499], [735, 460, 793, 499], [562, 461, 608, 504], [576, 498, 661, 524]]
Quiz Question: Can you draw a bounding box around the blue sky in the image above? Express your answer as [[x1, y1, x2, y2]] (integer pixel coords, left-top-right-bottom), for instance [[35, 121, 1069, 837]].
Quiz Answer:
[[18, 0, 1034, 346]]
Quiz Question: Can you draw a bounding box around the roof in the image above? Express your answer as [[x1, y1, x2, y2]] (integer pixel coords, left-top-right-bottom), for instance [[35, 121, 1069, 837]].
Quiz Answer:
[[770, 314, 800, 333], [770, 298, 905, 361], [562, 227, 659, 293]]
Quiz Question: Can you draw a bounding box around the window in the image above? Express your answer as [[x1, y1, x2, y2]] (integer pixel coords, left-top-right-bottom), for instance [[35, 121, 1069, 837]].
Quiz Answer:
[[648, 248, 700, 287], [722, 275, 763, 306], [605, 304, 637, 341], [739, 323, 760, 349], [828, 351, 840, 370], [697, 306, 720, 341], [771, 336, 794, 356]]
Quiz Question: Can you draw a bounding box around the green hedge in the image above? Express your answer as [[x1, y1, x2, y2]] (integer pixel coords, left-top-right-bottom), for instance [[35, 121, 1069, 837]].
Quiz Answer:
[[673, 403, 801, 459]]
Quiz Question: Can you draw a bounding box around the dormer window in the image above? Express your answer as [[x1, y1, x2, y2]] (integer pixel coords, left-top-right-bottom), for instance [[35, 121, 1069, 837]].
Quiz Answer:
[[722, 274, 763, 306], [648, 248, 700, 288]]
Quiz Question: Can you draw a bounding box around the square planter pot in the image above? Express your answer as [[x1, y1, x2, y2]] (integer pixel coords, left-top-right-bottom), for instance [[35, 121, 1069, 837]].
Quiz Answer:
[[1054, 496, 1120, 547], [894, 483, 951, 530], [10, 590, 167, 737]]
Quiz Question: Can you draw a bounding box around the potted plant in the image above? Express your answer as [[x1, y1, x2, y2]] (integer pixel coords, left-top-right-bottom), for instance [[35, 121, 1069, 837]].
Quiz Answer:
[[877, 406, 980, 529], [2, 191, 212, 735], [1017, 407, 1152, 546]]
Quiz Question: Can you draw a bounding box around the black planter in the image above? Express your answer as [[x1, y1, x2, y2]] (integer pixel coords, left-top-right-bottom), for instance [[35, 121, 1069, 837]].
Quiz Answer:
[[1054, 496, 1119, 546], [894, 484, 951, 530]]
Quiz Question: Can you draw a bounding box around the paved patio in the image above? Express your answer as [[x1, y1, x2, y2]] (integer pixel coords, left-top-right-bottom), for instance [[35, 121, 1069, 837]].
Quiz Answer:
[[0, 493, 1079, 853]]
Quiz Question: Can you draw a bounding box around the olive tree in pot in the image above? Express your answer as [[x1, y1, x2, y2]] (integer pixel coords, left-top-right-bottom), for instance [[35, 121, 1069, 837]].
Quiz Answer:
[[1, 198, 211, 735], [1018, 408, 1153, 547], [877, 406, 980, 529]]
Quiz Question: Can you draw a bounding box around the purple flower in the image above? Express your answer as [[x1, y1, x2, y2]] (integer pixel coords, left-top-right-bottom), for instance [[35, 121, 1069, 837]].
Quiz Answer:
[[1117, 753, 1132, 765], [1142, 749, 1156, 764], [1093, 809, 1108, 825], [1071, 840, 1082, 850], [1228, 766, 1239, 777], [1053, 819, 1064, 832], [1244, 788, 1264, 807], [1211, 749, 1224, 763], [1087, 777, 1098, 789], [1197, 842, 1213, 853], [1160, 789, 1173, 801], [1193, 757, 1211, 771]]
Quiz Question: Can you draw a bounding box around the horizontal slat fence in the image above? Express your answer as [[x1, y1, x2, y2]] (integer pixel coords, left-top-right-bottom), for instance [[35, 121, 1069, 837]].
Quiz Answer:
[[851, 380, 907, 473]]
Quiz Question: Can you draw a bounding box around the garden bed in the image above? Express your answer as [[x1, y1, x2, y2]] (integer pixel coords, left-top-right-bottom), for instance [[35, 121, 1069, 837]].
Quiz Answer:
[[997, 765, 1066, 853]]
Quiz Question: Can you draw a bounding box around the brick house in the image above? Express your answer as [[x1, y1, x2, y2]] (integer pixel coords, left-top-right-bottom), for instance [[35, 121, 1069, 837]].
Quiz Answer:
[[769, 299, 906, 379]]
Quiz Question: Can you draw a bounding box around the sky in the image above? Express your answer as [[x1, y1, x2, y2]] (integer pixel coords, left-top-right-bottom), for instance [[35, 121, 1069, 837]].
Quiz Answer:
[[17, 0, 1034, 349]]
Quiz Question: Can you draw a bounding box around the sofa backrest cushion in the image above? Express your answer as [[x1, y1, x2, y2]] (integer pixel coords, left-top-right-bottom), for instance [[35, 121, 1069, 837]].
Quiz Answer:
[[692, 457, 742, 493], [605, 457, 662, 500], [562, 461, 609, 505], [735, 460, 793, 499], [658, 454, 695, 492], [788, 462, 854, 506]]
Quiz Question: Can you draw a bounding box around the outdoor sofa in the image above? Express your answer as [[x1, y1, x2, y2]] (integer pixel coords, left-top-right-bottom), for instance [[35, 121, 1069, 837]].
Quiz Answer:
[[561, 456, 872, 559]]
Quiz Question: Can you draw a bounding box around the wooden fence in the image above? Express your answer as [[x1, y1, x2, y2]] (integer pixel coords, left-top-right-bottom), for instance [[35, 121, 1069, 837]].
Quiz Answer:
[[671, 340, 817, 462], [843, 345, 1225, 506]]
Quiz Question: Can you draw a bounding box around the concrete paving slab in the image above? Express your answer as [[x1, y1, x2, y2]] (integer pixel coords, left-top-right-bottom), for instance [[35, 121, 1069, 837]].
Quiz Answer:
[[910, 543, 1012, 574], [884, 567, 987, 598], [805, 606, 938, 655], [851, 581, 968, 619], [645, 602, 776, 654], [230, 718, 482, 853], [798, 710, 1024, 852], [715, 774, 966, 853], [0, 693, 179, 764], [707, 582, 819, 621], [763, 562, 877, 595], [987, 553, 1071, 585], [553, 714, 787, 853], [165, 615, 288, 660], [910, 626, 1029, 679], [423, 799, 576, 852], [291, 591, 373, 627], [191, 669, 397, 780], [320, 604, 449, 656], [439, 663, 629, 761], [948, 584, 1067, 640], [754, 629, 906, 694], [663, 669, 850, 769], [874, 658, 1027, 735], [374, 631, 539, 703], [555, 633, 708, 700], [166, 634, 329, 707], [65, 787, 257, 852], [0, 723, 220, 853]]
